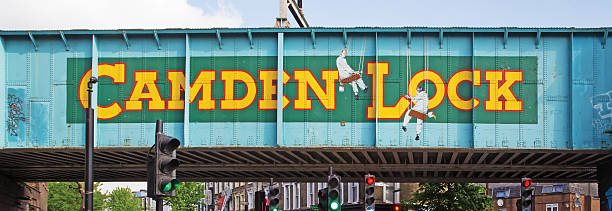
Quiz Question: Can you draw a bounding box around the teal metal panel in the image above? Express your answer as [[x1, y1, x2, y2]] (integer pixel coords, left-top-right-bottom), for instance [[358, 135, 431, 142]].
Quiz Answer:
[[277, 33, 284, 147], [184, 34, 191, 147], [0, 36, 5, 148]]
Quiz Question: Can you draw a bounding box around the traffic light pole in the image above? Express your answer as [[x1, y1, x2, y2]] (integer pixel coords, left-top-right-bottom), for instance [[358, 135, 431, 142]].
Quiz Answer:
[[155, 120, 164, 211], [85, 77, 97, 211]]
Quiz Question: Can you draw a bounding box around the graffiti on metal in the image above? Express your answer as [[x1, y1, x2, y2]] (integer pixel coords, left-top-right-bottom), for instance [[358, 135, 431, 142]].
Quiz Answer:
[[7, 94, 25, 137]]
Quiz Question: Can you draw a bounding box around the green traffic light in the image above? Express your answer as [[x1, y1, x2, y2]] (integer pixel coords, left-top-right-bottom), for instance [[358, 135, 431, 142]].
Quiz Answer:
[[330, 201, 339, 210], [161, 179, 181, 192], [271, 208, 279, 211]]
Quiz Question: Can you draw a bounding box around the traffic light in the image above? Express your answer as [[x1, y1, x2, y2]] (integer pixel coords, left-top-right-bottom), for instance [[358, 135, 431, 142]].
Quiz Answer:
[[318, 188, 328, 211], [328, 174, 341, 211], [364, 174, 376, 211], [393, 204, 400, 211], [147, 122, 181, 198], [268, 185, 280, 211], [520, 178, 534, 210]]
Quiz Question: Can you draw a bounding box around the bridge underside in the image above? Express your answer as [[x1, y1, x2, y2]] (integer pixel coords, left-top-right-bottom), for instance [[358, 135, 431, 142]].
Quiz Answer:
[[0, 148, 610, 183]]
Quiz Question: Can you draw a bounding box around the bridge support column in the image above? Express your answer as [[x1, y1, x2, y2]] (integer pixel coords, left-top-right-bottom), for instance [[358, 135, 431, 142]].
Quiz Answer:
[[598, 159, 612, 211]]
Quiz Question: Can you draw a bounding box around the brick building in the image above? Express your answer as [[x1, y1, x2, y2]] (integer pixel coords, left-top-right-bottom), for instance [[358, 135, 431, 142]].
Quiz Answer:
[[209, 182, 418, 211], [490, 183, 600, 211]]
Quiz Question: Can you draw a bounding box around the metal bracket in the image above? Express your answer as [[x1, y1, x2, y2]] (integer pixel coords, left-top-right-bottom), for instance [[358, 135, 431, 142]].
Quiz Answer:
[[247, 29, 254, 49], [28, 32, 38, 51], [439, 29, 443, 49], [153, 30, 161, 50], [536, 29, 541, 49], [122, 31, 130, 49], [343, 29, 348, 48], [503, 28, 508, 49], [407, 28, 412, 49], [603, 29, 608, 49], [311, 29, 316, 48], [216, 30, 223, 49], [59, 31, 70, 51]]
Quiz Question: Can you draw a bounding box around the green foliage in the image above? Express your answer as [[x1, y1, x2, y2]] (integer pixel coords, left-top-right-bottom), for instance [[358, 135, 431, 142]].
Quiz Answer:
[[164, 182, 206, 211], [48, 182, 106, 211], [106, 187, 141, 211], [402, 183, 493, 211]]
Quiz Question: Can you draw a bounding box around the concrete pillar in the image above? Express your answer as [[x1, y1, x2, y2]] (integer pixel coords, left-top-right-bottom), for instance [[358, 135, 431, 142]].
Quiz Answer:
[[598, 160, 612, 211]]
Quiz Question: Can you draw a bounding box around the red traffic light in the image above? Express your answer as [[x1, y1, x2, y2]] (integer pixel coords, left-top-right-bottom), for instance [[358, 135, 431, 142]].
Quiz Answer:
[[366, 177, 375, 185], [522, 179, 533, 187], [394, 205, 400, 211]]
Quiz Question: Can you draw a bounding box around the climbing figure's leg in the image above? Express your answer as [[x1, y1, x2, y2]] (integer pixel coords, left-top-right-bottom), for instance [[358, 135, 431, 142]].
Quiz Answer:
[[402, 112, 412, 132], [350, 81, 359, 99], [356, 78, 367, 92], [415, 119, 423, 140]]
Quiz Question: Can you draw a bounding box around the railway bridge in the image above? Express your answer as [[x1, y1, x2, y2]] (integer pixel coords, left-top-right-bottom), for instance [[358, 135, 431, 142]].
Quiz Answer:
[[0, 27, 611, 204]]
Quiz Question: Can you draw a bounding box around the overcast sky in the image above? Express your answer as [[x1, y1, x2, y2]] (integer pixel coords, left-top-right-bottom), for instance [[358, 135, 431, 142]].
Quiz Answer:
[[1, 0, 611, 30]]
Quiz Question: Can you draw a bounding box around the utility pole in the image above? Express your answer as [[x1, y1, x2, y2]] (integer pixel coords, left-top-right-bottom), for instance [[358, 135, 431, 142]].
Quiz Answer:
[[84, 76, 97, 211]]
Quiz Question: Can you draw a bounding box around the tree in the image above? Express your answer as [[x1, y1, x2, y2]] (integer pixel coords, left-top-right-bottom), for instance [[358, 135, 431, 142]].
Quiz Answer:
[[48, 182, 106, 211], [164, 182, 207, 211], [106, 187, 141, 210], [402, 183, 493, 211]]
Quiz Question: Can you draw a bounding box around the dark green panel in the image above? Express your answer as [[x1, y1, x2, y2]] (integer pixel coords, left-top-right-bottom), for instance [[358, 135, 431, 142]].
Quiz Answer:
[[66, 56, 537, 124]]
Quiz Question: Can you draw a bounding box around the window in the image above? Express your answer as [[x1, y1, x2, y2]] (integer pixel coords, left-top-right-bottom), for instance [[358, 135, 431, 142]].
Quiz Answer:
[[347, 183, 359, 203], [495, 188, 510, 198], [248, 192, 254, 210], [384, 183, 395, 203], [553, 184, 563, 193], [340, 183, 344, 204], [546, 203, 558, 211], [284, 184, 292, 210], [307, 183, 315, 207], [294, 183, 300, 209], [542, 186, 553, 193]]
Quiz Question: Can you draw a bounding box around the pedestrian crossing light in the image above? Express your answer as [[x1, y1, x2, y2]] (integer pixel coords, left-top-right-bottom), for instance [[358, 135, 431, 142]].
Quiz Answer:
[[318, 188, 328, 211], [328, 174, 341, 211]]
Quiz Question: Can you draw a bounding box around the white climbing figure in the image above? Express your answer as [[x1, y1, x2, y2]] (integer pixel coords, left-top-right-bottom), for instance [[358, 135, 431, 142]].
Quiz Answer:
[[336, 48, 368, 100], [402, 86, 436, 140]]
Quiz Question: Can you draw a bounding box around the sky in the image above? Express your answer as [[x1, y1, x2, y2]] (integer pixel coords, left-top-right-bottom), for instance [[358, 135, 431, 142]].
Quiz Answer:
[[1, 0, 611, 30], [2, 0, 610, 193]]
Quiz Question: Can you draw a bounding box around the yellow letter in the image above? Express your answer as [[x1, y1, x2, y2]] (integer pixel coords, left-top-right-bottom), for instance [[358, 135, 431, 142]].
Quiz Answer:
[[167, 71, 186, 110], [220, 70, 257, 110], [447, 69, 480, 110], [407, 69, 446, 110], [366, 62, 410, 119], [78, 63, 126, 119], [125, 71, 165, 111], [167, 70, 216, 110], [258, 70, 291, 110], [293, 69, 338, 110], [484, 70, 523, 111]]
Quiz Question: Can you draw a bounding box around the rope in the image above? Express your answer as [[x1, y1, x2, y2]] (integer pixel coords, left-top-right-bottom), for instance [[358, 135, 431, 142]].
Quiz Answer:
[[425, 35, 429, 94], [407, 35, 412, 109], [358, 34, 366, 74]]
